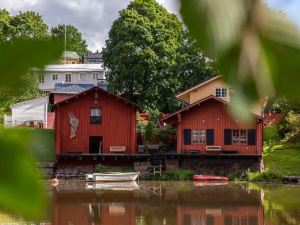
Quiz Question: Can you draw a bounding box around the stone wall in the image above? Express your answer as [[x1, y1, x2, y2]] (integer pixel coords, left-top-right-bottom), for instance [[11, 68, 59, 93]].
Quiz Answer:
[[179, 158, 263, 174]]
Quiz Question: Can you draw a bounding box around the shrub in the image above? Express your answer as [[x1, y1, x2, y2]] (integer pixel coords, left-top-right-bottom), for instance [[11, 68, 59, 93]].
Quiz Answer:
[[264, 125, 280, 143], [175, 169, 193, 180]]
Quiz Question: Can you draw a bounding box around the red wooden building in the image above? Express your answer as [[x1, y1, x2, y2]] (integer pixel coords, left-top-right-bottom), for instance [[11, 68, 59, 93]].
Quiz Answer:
[[54, 86, 137, 155], [161, 95, 263, 156]]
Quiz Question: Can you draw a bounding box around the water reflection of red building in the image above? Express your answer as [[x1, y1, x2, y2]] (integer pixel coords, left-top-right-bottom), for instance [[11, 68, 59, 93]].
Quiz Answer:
[[177, 207, 264, 225], [53, 203, 136, 225]]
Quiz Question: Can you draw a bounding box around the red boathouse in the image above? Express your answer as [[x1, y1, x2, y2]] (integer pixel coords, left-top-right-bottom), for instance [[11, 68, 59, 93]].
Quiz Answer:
[[54, 86, 138, 155], [161, 96, 263, 156]]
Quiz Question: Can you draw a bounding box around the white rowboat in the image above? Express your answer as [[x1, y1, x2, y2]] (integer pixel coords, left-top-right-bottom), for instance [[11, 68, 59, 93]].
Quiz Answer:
[[85, 181, 139, 191], [86, 172, 139, 182]]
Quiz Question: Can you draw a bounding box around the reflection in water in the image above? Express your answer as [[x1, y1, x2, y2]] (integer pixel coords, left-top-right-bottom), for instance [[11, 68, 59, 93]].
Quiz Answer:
[[1, 181, 300, 225]]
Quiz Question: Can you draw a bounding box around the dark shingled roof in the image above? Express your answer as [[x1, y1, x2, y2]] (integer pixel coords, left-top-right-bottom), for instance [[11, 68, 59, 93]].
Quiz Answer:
[[54, 83, 94, 91]]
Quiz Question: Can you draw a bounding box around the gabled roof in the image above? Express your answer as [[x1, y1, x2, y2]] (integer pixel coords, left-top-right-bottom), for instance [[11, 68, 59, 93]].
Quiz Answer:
[[176, 76, 222, 99], [53, 86, 139, 108], [161, 95, 262, 122]]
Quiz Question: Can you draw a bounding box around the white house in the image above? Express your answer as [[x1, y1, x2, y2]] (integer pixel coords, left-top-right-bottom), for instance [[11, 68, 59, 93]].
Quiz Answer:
[[37, 64, 104, 92], [4, 96, 49, 128]]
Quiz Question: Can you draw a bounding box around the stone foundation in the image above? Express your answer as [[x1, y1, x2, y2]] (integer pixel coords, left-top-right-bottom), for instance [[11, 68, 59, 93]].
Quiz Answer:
[[180, 158, 263, 174]]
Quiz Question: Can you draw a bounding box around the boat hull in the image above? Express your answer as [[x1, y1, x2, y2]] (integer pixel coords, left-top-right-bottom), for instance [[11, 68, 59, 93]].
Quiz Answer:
[[87, 172, 139, 182], [193, 175, 229, 182]]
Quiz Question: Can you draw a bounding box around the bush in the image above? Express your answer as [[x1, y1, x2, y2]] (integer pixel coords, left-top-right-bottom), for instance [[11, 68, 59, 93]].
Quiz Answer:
[[228, 171, 283, 182], [264, 125, 280, 143], [247, 171, 283, 182], [154, 169, 194, 181]]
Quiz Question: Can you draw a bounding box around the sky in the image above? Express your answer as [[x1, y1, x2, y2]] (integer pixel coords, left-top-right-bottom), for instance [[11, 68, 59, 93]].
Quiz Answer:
[[0, 0, 299, 52]]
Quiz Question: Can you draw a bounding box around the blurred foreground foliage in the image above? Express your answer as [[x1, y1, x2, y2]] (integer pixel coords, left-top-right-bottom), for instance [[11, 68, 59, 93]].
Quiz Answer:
[[0, 39, 62, 218], [180, 0, 300, 119]]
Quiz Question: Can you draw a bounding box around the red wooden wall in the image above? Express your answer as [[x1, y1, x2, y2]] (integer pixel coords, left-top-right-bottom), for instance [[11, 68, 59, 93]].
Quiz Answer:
[[55, 87, 137, 154], [177, 206, 264, 225], [175, 99, 263, 155]]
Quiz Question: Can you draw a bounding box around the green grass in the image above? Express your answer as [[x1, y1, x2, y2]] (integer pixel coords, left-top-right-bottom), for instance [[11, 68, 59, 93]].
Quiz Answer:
[[25, 128, 55, 162], [155, 169, 193, 181], [264, 144, 300, 176]]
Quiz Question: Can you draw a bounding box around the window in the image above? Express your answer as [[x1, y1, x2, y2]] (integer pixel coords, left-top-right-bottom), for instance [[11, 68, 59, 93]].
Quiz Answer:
[[199, 130, 206, 143], [52, 74, 58, 80], [93, 73, 99, 80], [240, 130, 247, 144], [80, 73, 87, 81], [192, 129, 206, 144], [90, 108, 101, 124], [65, 74, 71, 82], [39, 75, 44, 83], [216, 88, 227, 98], [192, 130, 199, 144], [232, 129, 247, 145]]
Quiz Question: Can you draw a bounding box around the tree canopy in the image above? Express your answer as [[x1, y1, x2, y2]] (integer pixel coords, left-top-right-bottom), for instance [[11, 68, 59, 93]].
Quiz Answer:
[[0, 11, 49, 41], [103, 0, 215, 112], [51, 24, 88, 56]]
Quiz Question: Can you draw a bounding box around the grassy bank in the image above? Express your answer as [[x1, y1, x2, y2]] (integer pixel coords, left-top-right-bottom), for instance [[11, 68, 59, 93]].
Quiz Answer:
[[228, 143, 300, 182], [24, 128, 55, 162], [264, 143, 300, 176]]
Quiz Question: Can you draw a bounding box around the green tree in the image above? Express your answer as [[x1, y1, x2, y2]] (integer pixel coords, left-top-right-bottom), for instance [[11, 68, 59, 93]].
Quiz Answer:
[[0, 9, 12, 42], [102, 0, 184, 112], [9, 11, 49, 40], [177, 30, 217, 91], [51, 24, 88, 56]]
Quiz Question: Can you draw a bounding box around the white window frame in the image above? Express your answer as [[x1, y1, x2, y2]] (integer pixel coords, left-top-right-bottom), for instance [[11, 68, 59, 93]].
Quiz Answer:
[[80, 73, 87, 81], [65, 74, 71, 82], [52, 74, 58, 81], [39, 74, 44, 83], [216, 88, 227, 98], [93, 73, 99, 80], [192, 129, 206, 144]]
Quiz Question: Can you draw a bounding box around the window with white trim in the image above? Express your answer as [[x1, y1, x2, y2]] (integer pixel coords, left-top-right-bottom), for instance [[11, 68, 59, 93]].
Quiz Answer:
[[90, 108, 101, 124], [192, 129, 206, 144], [65, 74, 71, 82], [232, 129, 247, 144], [80, 73, 87, 81], [93, 73, 99, 80], [39, 75, 44, 83], [52, 74, 58, 80], [216, 88, 227, 98]]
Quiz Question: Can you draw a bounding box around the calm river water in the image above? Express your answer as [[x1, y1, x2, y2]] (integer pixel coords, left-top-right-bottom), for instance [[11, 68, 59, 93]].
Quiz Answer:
[[1, 181, 300, 225]]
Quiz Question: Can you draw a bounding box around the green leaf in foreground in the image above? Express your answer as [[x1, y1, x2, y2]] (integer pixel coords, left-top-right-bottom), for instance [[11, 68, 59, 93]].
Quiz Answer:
[[0, 39, 63, 88], [180, 0, 300, 118], [0, 129, 47, 218]]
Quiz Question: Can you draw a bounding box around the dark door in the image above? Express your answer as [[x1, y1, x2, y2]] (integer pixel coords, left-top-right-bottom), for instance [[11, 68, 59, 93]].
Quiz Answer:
[[89, 136, 102, 154]]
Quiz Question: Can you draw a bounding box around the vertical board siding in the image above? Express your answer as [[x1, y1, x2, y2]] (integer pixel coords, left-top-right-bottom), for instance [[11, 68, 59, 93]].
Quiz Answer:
[[56, 89, 137, 154], [179, 99, 262, 155]]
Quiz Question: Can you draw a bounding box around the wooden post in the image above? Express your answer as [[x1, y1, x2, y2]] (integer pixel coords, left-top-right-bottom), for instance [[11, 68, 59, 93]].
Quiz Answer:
[[177, 113, 182, 154]]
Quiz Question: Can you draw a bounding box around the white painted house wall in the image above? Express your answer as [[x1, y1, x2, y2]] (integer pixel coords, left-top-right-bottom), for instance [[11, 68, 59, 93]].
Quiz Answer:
[[37, 64, 104, 91], [6, 96, 49, 127]]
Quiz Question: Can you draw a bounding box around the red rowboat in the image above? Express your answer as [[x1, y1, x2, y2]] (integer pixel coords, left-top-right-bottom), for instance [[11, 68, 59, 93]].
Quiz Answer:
[[193, 175, 229, 182]]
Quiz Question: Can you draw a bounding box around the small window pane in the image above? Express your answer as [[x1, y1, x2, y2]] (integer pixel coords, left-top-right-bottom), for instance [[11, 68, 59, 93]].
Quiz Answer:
[[222, 88, 227, 97], [240, 130, 247, 144], [80, 73, 87, 81], [90, 108, 101, 124], [199, 130, 206, 143], [192, 130, 198, 144], [232, 129, 239, 144], [216, 88, 221, 97]]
